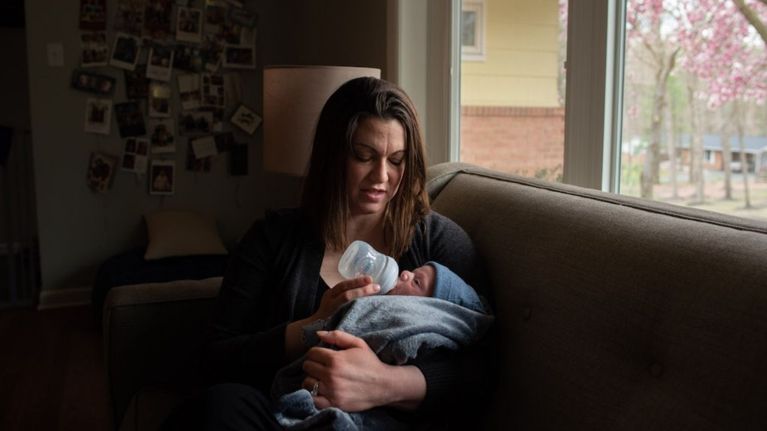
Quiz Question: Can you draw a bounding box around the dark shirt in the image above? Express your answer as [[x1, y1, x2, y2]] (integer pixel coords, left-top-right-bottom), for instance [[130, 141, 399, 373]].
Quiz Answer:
[[203, 208, 489, 418]]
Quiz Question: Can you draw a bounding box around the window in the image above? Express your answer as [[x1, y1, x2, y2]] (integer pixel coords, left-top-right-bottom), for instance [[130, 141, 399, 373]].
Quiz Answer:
[[452, 0, 767, 222], [461, 1, 486, 61], [458, 0, 565, 182]]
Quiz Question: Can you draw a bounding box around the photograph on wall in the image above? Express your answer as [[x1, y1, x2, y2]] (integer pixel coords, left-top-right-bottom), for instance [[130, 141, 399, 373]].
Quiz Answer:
[[201, 35, 223, 72], [178, 111, 213, 136], [218, 20, 243, 45], [222, 45, 255, 69], [86, 152, 118, 193], [84, 98, 112, 135], [174, 44, 203, 72], [201, 73, 225, 108], [228, 7, 256, 27], [71, 69, 116, 95], [114, 101, 147, 138], [146, 44, 174, 81], [80, 33, 109, 67], [121, 137, 149, 174], [144, 0, 173, 40], [148, 82, 172, 118], [149, 160, 175, 195], [204, 1, 227, 34], [79, 0, 107, 31], [203, 108, 225, 132], [113, 0, 145, 36], [178, 74, 202, 111], [147, 118, 176, 153], [124, 65, 150, 99], [176, 7, 203, 43], [190, 135, 218, 159], [186, 141, 212, 173], [230, 104, 261, 135], [110, 33, 141, 71]]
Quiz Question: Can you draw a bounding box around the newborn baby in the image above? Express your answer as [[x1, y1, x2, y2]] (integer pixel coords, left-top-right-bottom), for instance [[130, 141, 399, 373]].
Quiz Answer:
[[386, 261, 487, 313]]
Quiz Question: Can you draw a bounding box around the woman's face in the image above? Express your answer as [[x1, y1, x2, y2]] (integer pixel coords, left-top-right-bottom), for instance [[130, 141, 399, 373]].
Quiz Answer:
[[346, 117, 406, 217]]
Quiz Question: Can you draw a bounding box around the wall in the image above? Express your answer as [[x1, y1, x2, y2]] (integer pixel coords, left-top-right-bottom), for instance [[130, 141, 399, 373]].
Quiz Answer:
[[24, 0, 387, 295], [460, 0, 560, 107]]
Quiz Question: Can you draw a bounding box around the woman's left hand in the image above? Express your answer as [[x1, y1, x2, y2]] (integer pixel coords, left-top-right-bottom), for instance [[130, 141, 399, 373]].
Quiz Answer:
[[301, 330, 425, 412]]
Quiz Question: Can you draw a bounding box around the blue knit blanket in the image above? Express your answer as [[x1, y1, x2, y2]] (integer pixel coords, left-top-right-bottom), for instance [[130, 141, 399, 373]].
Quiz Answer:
[[271, 295, 494, 430]]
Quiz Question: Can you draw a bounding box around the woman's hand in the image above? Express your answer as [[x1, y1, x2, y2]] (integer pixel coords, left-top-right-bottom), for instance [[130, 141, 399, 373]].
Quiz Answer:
[[301, 330, 426, 412], [312, 277, 380, 321]]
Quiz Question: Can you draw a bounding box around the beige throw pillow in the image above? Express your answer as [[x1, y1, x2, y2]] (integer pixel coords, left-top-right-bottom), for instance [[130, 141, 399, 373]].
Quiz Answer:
[[144, 210, 228, 260]]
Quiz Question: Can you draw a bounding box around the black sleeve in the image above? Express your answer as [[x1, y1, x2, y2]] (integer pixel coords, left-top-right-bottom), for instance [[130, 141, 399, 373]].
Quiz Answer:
[[409, 212, 496, 420], [202, 215, 289, 391]]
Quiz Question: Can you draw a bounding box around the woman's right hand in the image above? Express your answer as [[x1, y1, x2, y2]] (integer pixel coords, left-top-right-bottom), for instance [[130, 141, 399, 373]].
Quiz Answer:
[[312, 276, 380, 321]]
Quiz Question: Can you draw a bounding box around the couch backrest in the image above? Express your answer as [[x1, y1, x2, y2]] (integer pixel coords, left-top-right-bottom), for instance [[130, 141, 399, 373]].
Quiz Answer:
[[427, 162, 767, 430]]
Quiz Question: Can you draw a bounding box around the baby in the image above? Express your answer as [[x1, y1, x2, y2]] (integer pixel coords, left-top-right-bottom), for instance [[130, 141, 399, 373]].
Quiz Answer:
[[386, 261, 487, 313]]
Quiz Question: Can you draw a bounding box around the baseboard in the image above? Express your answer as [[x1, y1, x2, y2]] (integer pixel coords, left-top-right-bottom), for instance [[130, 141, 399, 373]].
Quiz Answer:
[[37, 287, 91, 310]]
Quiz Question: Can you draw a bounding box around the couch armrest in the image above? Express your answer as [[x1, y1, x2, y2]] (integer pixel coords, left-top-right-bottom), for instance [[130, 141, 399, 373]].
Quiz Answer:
[[103, 277, 222, 429]]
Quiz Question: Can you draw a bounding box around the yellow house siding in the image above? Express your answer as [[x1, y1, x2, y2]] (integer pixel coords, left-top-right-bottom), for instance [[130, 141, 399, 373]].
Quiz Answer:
[[461, 0, 560, 107]]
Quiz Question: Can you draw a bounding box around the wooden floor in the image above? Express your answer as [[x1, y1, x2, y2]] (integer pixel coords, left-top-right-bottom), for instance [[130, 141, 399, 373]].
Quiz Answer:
[[0, 305, 110, 431]]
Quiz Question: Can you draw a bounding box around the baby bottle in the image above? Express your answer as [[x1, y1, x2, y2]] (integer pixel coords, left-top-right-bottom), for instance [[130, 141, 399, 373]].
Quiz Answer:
[[338, 240, 399, 295]]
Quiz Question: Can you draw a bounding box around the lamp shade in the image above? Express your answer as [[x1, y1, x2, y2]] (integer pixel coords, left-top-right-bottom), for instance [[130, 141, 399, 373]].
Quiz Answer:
[[263, 65, 381, 176]]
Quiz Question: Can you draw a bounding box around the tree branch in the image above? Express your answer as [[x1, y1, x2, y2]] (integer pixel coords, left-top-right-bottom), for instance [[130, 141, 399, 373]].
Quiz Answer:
[[733, 0, 767, 46]]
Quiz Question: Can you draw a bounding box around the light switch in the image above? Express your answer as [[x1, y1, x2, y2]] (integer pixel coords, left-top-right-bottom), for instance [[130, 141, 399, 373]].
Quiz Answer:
[[46, 43, 64, 67]]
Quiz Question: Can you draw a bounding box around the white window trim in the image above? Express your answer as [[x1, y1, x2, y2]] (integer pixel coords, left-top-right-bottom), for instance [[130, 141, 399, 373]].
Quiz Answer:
[[461, 0, 486, 62]]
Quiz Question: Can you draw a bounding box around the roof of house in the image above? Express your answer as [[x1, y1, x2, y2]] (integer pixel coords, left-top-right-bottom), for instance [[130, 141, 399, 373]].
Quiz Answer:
[[679, 134, 767, 153]]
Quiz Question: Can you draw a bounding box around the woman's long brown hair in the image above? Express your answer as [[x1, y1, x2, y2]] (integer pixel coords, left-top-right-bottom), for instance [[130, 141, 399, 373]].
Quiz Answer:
[[300, 77, 429, 258]]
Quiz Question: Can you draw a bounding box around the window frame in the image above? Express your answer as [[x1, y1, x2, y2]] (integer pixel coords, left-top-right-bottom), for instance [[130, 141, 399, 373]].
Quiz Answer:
[[461, 0, 486, 62]]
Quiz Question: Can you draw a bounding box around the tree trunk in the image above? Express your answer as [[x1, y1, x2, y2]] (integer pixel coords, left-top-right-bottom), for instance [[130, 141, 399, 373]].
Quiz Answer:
[[687, 80, 705, 204], [721, 105, 734, 200], [666, 98, 679, 199], [734, 101, 752, 208]]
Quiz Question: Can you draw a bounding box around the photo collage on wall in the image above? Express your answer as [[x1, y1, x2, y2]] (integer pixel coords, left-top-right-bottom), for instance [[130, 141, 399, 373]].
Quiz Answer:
[[75, 0, 259, 195]]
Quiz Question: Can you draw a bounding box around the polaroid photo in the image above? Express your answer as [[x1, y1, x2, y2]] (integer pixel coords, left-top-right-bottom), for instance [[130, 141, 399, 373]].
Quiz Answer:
[[228, 7, 256, 28], [201, 73, 225, 108], [204, 1, 227, 34], [174, 44, 203, 72], [124, 65, 150, 99], [80, 33, 109, 67], [148, 82, 172, 118], [190, 135, 218, 159], [186, 141, 212, 173], [176, 7, 203, 43], [87, 152, 118, 193], [79, 0, 107, 31], [178, 111, 213, 136], [228, 142, 248, 176], [71, 69, 116, 95], [84, 98, 112, 135], [149, 160, 175, 195], [201, 35, 223, 72], [121, 138, 149, 174], [114, 101, 147, 138], [146, 44, 174, 82], [203, 108, 225, 132], [143, 0, 173, 40], [222, 45, 255, 69], [218, 21, 243, 45], [113, 0, 144, 36], [147, 118, 176, 153], [230, 104, 261, 135], [110, 33, 141, 71], [177, 74, 201, 111]]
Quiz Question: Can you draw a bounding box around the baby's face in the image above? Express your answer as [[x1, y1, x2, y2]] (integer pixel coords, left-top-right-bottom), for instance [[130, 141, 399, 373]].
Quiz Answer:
[[387, 264, 435, 297]]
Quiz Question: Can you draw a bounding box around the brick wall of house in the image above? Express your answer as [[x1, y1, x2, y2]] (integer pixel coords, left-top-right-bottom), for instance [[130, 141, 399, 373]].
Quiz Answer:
[[460, 106, 565, 181]]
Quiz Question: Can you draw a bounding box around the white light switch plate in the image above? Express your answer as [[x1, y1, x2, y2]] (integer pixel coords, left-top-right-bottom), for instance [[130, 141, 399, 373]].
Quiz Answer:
[[46, 43, 64, 67]]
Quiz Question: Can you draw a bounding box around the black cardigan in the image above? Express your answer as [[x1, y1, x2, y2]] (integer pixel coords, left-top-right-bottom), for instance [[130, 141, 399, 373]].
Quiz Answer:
[[204, 208, 491, 420]]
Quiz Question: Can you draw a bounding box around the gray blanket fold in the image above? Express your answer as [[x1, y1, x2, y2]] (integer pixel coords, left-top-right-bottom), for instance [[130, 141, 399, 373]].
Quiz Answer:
[[271, 295, 494, 430]]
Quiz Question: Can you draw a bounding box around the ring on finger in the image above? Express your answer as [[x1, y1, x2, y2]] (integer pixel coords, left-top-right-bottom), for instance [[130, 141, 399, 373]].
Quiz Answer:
[[310, 380, 319, 397]]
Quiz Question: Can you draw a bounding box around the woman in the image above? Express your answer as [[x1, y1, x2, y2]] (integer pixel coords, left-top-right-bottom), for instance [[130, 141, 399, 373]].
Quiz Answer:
[[201, 77, 490, 429]]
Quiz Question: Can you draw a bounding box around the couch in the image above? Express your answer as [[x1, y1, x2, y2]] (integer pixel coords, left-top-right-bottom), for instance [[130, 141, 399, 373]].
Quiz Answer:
[[103, 162, 767, 430]]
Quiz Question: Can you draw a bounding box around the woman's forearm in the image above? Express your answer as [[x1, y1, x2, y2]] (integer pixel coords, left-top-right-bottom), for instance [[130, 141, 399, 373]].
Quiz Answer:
[[383, 364, 427, 410]]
